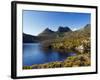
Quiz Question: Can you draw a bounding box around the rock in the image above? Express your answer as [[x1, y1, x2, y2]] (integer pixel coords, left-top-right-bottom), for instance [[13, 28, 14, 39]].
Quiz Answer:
[[75, 45, 84, 52], [58, 26, 72, 32]]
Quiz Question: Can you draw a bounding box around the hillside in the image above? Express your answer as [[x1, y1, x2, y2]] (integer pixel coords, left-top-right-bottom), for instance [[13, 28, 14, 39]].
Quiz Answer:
[[23, 26, 72, 42], [38, 28, 57, 41], [23, 24, 90, 46], [57, 26, 72, 32], [38, 26, 72, 40], [23, 33, 39, 43], [41, 24, 91, 52]]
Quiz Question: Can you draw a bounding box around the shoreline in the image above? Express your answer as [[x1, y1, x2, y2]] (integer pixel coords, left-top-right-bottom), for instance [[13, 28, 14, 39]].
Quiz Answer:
[[23, 53, 90, 69]]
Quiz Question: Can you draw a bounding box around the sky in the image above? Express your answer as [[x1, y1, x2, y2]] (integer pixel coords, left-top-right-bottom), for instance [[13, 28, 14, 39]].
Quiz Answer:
[[23, 10, 90, 36]]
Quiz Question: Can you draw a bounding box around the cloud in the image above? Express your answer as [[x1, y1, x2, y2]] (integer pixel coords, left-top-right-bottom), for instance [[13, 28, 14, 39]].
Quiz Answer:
[[72, 28, 78, 31]]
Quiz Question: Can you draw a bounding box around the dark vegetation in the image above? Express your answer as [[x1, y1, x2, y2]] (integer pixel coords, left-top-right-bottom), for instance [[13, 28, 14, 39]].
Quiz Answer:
[[23, 33, 39, 43]]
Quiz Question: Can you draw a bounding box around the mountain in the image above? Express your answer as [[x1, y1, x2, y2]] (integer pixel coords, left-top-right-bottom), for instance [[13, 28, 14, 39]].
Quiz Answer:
[[42, 28, 54, 33], [64, 24, 91, 39], [84, 24, 90, 29], [38, 28, 55, 36], [57, 26, 72, 33], [23, 24, 90, 43], [38, 27, 72, 40], [23, 33, 39, 43], [38, 28, 57, 41], [42, 24, 91, 51]]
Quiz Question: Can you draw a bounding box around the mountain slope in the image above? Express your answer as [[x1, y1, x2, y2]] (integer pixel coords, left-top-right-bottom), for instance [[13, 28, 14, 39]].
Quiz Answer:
[[23, 24, 90, 43], [23, 33, 39, 43], [38, 28, 57, 41], [58, 26, 72, 33], [38, 26, 72, 40], [42, 24, 91, 51], [38, 28, 55, 36]]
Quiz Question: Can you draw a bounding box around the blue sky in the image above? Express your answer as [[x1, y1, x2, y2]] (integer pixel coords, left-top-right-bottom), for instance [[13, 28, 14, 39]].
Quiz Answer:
[[23, 10, 90, 36]]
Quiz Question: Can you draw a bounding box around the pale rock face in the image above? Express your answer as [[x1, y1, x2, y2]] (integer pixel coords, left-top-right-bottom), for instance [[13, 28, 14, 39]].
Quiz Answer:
[[75, 45, 84, 50]]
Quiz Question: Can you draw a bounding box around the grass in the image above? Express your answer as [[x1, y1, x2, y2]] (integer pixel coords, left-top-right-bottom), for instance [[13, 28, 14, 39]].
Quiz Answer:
[[23, 53, 90, 69]]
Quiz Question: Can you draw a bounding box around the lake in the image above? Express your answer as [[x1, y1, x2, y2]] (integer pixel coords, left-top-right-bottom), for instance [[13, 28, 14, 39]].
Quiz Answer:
[[23, 43, 76, 66]]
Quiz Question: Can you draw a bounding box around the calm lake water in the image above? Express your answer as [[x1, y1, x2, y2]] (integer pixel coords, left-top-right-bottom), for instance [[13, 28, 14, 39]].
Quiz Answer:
[[23, 43, 76, 66]]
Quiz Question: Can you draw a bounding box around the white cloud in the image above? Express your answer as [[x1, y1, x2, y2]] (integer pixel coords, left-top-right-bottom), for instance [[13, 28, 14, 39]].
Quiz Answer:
[[72, 28, 78, 31]]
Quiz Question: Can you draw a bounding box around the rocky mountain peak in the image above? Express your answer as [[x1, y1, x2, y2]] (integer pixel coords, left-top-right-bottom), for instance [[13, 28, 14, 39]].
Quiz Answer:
[[58, 26, 72, 32], [42, 28, 54, 33], [84, 24, 91, 29]]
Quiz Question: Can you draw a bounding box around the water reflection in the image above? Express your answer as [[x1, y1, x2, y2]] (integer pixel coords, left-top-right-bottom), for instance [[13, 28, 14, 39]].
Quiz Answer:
[[23, 43, 77, 66]]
